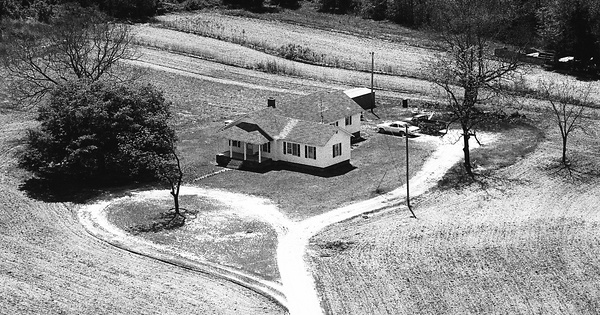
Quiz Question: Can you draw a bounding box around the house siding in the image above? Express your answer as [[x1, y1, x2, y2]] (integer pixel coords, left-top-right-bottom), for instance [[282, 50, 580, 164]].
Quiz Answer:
[[329, 113, 361, 136], [270, 131, 351, 168]]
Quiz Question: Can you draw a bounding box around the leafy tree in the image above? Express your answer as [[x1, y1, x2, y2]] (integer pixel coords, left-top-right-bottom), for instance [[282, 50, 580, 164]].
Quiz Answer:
[[270, 0, 300, 9], [539, 79, 591, 166], [0, 3, 135, 101], [318, 0, 355, 14], [426, 0, 521, 177], [223, 0, 263, 10], [19, 81, 176, 184], [537, 0, 600, 72]]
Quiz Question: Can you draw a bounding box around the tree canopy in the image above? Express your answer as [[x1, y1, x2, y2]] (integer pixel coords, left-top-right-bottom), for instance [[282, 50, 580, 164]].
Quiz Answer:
[[19, 81, 176, 185]]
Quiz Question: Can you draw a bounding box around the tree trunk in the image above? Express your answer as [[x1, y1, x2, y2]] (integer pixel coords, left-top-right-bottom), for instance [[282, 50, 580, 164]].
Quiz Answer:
[[562, 135, 568, 165], [172, 190, 180, 216], [463, 128, 473, 177]]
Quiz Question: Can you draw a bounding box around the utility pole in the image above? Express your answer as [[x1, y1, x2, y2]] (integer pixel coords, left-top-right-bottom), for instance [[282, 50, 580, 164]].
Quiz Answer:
[[406, 125, 416, 218], [370, 52, 375, 106], [370, 51, 379, 118]]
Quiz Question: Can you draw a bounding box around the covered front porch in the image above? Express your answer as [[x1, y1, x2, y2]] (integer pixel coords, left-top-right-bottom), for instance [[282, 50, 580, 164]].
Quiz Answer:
[[216, 126, 274, 169]]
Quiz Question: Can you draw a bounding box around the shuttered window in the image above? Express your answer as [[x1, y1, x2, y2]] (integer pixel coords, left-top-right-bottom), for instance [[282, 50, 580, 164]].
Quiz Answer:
[[305, 146, 316, 159], [332, 143, 342, 158], [284, 142, 300, 156]]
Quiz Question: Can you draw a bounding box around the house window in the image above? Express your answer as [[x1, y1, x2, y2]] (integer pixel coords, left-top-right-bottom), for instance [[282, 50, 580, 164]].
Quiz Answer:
[[333, 143, 342, 158], [261, 142, 271, 153], [283, 142, 300, 156], [229, 140, 241, 147], [330, 121, 339, 127], [345, 116, 352, 126], [305, 145, 316, 159]]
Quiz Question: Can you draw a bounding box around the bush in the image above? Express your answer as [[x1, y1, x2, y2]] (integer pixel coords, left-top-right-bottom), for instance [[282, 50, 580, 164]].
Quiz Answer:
[[20, 81, 177, 185]]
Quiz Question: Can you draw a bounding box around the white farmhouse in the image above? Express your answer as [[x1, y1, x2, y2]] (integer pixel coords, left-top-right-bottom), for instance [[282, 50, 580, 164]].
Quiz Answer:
[[216, 90, 364, 172]]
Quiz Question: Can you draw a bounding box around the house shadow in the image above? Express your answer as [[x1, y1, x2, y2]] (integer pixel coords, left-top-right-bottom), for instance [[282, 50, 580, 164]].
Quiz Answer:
[[229, 160, 357, 178]]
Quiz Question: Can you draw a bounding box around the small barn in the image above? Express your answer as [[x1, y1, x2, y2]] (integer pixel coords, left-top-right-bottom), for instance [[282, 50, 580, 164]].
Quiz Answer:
[[343, 88, 375, 111]]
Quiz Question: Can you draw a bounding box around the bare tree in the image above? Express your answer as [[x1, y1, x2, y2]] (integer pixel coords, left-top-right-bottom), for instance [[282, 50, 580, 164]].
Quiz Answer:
[[160, 147, 186, 226], [540, 79, 592, 166], [1, 4, 135, 101], [426, 0, 522, 177]]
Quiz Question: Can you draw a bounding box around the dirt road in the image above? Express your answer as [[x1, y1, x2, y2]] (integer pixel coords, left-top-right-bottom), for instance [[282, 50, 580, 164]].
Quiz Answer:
[[80, 132, 495, 315], [0, 112, 285, 315]]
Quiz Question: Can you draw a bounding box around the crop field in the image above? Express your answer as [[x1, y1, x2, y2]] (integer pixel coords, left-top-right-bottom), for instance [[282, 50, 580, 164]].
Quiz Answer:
[[4, 4, 600, 315], [154, 12, 432, 77], [309, 115, 600, 314], [0, 101, 284, 314]]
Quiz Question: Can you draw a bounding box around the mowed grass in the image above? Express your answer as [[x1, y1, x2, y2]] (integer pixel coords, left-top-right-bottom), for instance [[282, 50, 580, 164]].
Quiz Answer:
[[308, 119, 600, 314], [132, 64, 438, 221], [202, 131, 436, 221], [106, 195, 280, 280]]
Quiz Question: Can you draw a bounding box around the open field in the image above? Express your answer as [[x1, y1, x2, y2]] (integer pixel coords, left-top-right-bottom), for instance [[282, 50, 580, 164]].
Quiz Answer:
[[0, 107, 285, 315], [154, 11, 432, 77], [309, 114, 600, 314], [140, 8, 600, 105], [3, 5, 600, 315]]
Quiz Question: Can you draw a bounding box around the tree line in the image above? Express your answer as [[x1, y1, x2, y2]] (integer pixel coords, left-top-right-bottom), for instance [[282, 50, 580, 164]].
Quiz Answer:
[[320, 0, 600, 73]]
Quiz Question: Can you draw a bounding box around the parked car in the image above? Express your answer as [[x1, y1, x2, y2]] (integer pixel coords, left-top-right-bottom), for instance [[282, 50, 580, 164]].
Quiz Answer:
[[404, 114, 448, 136], [376, 121, 420, 136]]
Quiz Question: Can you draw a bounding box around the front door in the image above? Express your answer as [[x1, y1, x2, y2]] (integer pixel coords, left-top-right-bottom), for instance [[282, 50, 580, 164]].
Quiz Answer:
[[246, 143, 253, 156]]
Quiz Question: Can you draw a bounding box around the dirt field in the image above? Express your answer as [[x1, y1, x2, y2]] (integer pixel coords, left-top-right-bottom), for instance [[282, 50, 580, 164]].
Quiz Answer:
[[0, 99, 284, 314], [309, 115, 600, 314], [3, 5, 600, 315]]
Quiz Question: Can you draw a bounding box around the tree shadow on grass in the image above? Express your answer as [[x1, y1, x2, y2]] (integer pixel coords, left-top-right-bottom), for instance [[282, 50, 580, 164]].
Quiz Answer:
[[542, 157, 600, 184], [19, 177, 105, 204], [437, 163, 532, 198], [127, 208, 199, 234]]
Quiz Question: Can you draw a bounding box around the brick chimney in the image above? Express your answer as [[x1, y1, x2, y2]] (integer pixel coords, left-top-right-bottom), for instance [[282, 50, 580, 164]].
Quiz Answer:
[[267, 98, 276, 108]]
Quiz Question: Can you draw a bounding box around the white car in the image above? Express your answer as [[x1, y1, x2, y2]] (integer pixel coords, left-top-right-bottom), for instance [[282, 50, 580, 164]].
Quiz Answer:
[[376, 121, 420, 136]]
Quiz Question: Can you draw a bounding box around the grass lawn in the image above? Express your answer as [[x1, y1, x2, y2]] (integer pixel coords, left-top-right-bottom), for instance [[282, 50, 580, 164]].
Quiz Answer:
[[105, 194, 280, 280], [201, 130, 436, 221]]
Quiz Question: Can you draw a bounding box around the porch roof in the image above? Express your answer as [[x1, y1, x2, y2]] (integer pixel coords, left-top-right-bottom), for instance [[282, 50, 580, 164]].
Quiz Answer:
[[219, 126, 270, 145]]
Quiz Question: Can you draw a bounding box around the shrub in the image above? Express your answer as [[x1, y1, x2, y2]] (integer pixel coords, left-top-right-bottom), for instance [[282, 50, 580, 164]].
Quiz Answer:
[[20, 81, 176, 184]]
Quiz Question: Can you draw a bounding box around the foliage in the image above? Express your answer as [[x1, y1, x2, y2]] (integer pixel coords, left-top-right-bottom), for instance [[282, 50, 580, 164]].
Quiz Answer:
[[270, 0, 300, 9], [19, 81, 176, 184], [222, 0, 264, 10], [536, 0, 600, 73], [318, 0, 355, 14], [0, 3, 135, 101]]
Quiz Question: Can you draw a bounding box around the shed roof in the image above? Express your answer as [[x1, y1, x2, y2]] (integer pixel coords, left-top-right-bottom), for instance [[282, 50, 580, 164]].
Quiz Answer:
[[343, 88, 372, 99]]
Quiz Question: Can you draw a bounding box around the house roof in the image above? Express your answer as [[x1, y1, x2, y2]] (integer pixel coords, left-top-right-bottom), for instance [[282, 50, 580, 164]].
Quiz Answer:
[[278, 90, 363, 123], [285, 120, 342, 147], [219, 126, 270, 145], [218, 105, 350, 147]]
